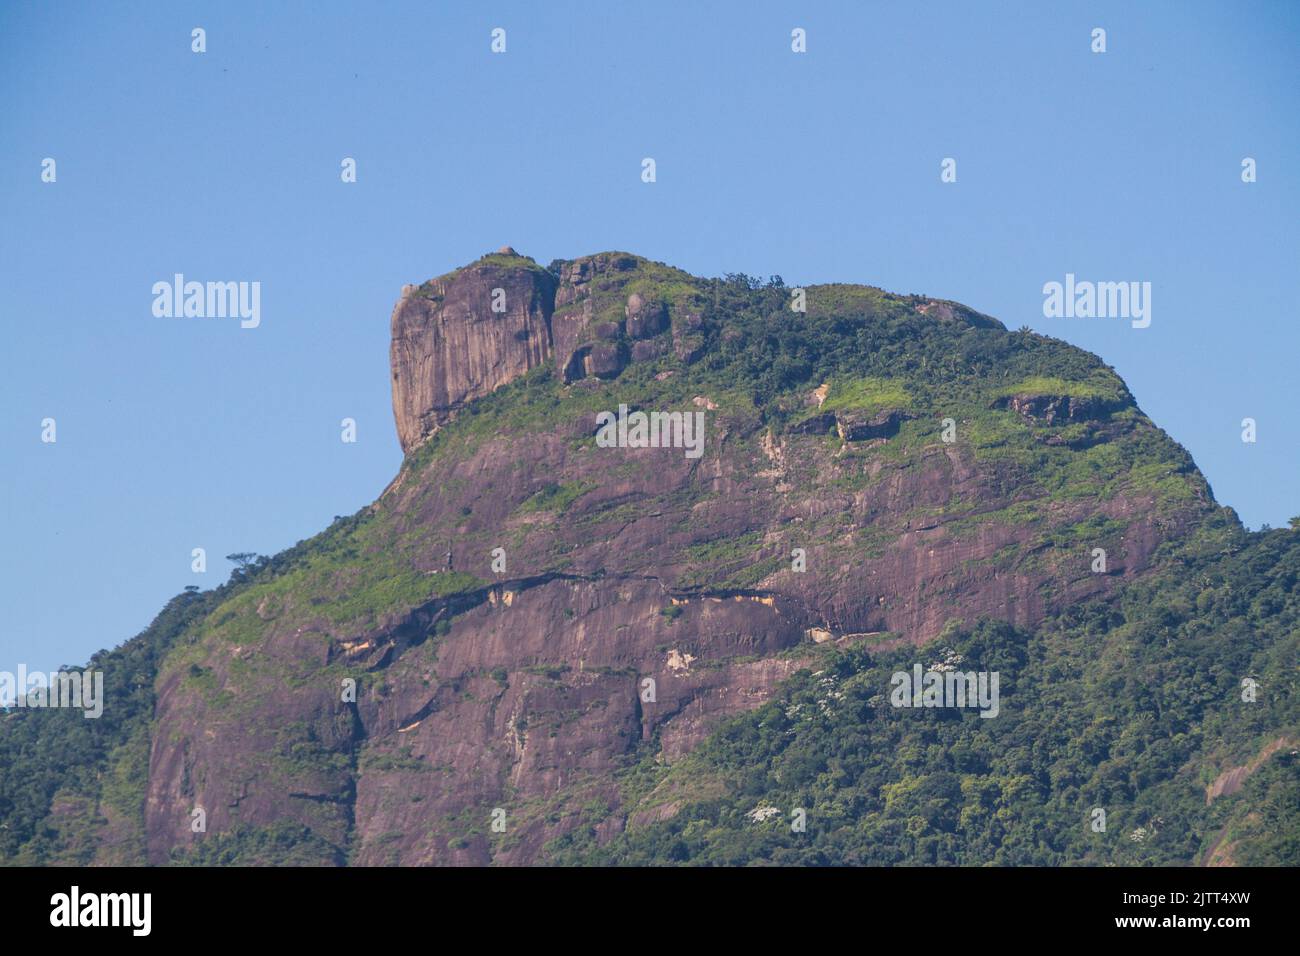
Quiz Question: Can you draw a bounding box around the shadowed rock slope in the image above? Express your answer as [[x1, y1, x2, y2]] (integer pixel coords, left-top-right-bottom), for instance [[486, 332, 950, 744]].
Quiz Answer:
[[2, 250, 1295, 866]]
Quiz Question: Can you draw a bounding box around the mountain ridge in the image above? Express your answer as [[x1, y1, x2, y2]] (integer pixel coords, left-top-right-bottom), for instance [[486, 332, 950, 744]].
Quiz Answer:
[[2, 249, 1293, 867]]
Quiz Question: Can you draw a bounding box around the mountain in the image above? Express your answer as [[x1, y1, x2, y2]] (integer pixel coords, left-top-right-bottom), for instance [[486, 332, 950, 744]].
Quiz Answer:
[[2, 249, 1296, 866]]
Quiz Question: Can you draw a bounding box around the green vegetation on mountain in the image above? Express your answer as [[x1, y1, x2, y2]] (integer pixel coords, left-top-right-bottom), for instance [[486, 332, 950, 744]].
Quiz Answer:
[[819, 377, 912, 413], [0, 584, 235, 863], [547, 521, 1300, 866]]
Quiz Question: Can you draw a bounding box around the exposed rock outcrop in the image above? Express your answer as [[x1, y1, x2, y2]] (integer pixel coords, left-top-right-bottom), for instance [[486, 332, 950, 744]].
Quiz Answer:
[[625, 293, 669, 339], [787, 407, 909, 442], [390, 255, 557, 452], [392, 251, 689, 433], [551, 253, 638, 384], [835, 408, 908, 442], [996, 392, 1125, 426]]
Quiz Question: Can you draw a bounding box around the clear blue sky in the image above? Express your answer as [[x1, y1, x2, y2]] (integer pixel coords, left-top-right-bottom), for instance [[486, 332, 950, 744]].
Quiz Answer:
[[2, 1, 1297, 674]]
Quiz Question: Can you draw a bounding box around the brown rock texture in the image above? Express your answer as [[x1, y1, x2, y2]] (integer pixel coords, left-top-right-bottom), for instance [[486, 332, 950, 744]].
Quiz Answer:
[[997, 392, 1124, 426], [625, 293, 669, 339], [1205, 736, 1297, 805], [391, 256, 557, 452], [835, 408, 908, 442]]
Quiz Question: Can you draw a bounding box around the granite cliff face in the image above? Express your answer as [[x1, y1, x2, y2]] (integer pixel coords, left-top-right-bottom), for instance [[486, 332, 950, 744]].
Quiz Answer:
[[127, 250, 1218, 863], [391, 249, 558, 453], [390, 249, 702, 455]]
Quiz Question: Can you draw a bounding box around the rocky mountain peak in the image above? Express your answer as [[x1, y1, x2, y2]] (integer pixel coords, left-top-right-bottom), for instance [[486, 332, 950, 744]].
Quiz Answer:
[[389, 252, 558, 453], [36, 248, 1245, 869], [390, 251, 693, 452]]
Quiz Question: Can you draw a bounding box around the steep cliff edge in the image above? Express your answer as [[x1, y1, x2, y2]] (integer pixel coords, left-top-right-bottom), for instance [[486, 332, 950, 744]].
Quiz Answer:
[[391, 249, 708, 452], [5, 249, 1293, 868], [391, 249, 558, 453]]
